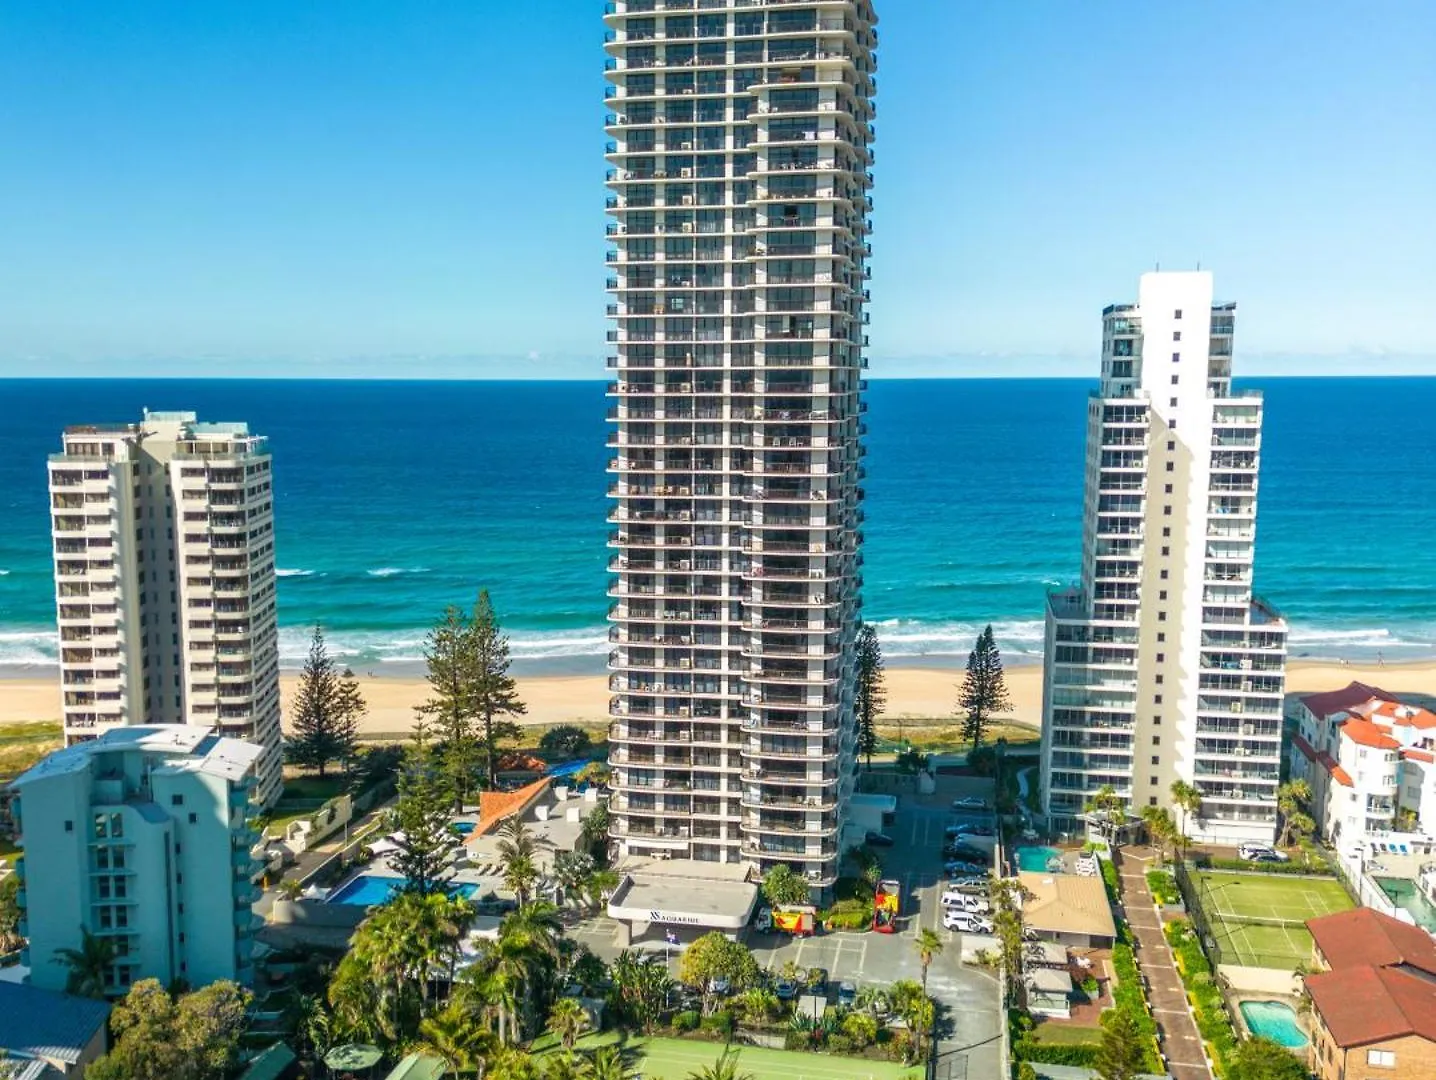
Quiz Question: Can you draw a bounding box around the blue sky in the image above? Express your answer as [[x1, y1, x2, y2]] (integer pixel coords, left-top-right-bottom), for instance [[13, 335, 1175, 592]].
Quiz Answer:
[[1, 1, 1432, 379]]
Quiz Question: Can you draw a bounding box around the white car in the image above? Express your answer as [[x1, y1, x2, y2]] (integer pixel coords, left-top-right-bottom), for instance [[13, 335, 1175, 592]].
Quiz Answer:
[[944, 909, 995, 933], [1239, 843, 1289, 862], [941, 889, 991, 913], [951, 796, 991, 811]]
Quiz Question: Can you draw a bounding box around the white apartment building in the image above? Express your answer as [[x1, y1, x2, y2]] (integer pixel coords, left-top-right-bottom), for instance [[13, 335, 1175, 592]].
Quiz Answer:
[[47, 411, 282, 804], [11, 726, 264, 995], [1291, 682, 1436, 844], [1040, 271, 1289, 844], [603, 0, 877, 892]]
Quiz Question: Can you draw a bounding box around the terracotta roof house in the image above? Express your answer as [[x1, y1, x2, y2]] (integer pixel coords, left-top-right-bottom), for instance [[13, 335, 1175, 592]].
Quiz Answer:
[[1305, 907, 1436, 1079], [1018, 872, 1117, 948]]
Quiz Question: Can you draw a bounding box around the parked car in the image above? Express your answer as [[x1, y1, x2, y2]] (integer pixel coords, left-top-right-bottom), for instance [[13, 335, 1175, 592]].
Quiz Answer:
[[943, 909, 995, 933], [949, 876, 990, 892], [837, 981, 857, 1008], [945, 861, 986, 876], [865, 831, 896, 847], [952, 796, 991, 810], [1239, 843, 1289, 862], [943, 845, 987, 863], [774, 978, 800, 1001], [942, 889, 991, 913], [753, 906, 773, 932]]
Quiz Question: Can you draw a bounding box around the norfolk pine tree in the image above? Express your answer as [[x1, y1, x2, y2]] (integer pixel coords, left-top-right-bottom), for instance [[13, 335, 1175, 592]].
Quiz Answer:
[[418, 606, 483, 811], [957, 624, 1012, 750], [470, 590, 527, 788], [855, 623, 886, 770], [288, 626, 364, 778], [390, 720, 460, 896]]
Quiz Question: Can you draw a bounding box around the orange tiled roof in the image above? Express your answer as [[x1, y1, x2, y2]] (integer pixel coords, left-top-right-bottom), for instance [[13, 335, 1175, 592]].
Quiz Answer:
[[1309, 907, 1436, 975], [1307, 965, 1436, 1048], [1341, 718, 1403, 751], [1294, 733, 1353, 787], [1364, 699, 1436, 730], [469, 776, 551, 840], [1301, 682, 1398, 720], [1404, 748, 1436, 764]]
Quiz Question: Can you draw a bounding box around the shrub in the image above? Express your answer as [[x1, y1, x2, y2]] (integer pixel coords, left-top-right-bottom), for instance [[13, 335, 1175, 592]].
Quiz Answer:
[[826, 1034, 854, 1054], [1017, 1065, 1038, 1080], [1146, 869, 1181, 905], [538, 724, 593, 760], [1100, 858, 1120, 903], [841, 1010, 879, 1047], [1197, 855, 1333, 876], [701, 1010, 734, 1037], [673, 1009, 700, 1033], [1165, 918, 1238, 1070], [783, 1030, 808, 1051]]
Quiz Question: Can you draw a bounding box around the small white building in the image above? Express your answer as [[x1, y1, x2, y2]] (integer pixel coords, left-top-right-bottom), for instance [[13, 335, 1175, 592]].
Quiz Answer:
[[11, 726, 264, 995], [1290, 682, 1436, 844]]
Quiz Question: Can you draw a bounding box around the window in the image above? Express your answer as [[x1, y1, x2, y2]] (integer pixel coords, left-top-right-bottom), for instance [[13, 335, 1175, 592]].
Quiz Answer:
[[1169, 397, 1179, 407], [1171, 375, 1180, 385], [1173, 331, 1181, 342], [1366, 1049, 1396, 1067], [1158, 611, 1167, 622], [1153, 714, 1162, 724], [1153, 736, 1161, 745], [1172, 352, 1181, 363], [64, 820, 73, 833], [1162, 546, 1170, 556], [1166, 462, 1175, 472], [1152, 756, 1161, 765], [1163, 505, 1172, 516], [1159, 590, 1168, 600], [171, 794, 184, 807], [1164, 483, 1173, 493], [188, 812, 197, 825], [1156, 674, 1164, 684], [1154, 694, 1163, 704], [1149, 776, 1159, 785], [1174, 309, 1183, 319], [1156, 632, 1165, 642], [1162, 527, 1171, 537], [1167, 439, 1176, 451], [1156, 653, 1165, 662], [1160, 569, 1169, 580], [1149, 796, 1158, 806]]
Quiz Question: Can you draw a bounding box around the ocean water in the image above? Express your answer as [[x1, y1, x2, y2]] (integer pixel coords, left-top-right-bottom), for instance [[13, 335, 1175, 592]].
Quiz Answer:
[[0, 377, 1432, 673]]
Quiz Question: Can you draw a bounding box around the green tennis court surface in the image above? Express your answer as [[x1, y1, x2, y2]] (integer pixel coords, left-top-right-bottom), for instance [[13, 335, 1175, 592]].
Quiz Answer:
[[540, 1032, 924, 1080], [1192, 870, 1353, 968]]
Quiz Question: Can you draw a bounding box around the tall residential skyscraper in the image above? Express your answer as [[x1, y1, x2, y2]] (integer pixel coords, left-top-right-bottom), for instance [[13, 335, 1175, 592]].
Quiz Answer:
[[1039, 272, 1288, 844], [47, 411, 282, 804], [12, 726, 264, 994], [603, 1, 877, 891]]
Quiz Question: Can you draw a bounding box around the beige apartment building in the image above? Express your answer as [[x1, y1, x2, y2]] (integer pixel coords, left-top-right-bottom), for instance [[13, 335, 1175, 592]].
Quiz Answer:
[[1040, 272, 1289, 844], [602, 0, 877, 891], [46, 410, 282, 804]]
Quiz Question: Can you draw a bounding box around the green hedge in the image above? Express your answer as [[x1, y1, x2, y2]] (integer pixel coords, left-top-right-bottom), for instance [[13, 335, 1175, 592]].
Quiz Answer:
[[1166, 919, 1238, 1071], [1147, 869, 1181, 905], [1017, 1042, 1102, 1067], [1198, 855, 1333, 876]]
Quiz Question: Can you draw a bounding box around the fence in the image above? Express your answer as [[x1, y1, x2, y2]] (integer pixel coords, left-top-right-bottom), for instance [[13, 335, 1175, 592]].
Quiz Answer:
[[1173, 859, 1320, 970]]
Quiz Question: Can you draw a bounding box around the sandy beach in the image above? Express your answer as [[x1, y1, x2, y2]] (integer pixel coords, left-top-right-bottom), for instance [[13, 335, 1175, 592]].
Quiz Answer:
[[0, 658, 1430, 738]]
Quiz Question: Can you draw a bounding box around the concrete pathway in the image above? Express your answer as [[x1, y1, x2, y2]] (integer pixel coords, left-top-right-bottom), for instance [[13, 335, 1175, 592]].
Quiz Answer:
[[1116, 849, 1213, 1080]]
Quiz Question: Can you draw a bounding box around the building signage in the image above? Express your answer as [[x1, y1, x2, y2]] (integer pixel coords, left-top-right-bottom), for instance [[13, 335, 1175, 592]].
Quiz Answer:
[[650, 909, 704, 925]]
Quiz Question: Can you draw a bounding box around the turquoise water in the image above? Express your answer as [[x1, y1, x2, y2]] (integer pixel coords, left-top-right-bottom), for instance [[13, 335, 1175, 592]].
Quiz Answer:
[[1240, 1000, 1307, 1049], [452, 821, 476, 836], [327, 874, 480, 907], [1016, 846, 1063, 872], [2, 377, 1434, 672], [1374, 876, 1436, 932]]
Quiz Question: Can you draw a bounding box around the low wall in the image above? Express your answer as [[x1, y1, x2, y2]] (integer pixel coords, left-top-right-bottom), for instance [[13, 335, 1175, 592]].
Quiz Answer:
[[270, 898, 368, 931], [1218, 964, 1301, 996]]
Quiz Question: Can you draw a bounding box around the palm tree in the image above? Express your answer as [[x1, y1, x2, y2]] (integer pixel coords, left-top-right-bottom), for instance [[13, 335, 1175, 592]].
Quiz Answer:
[[1084, 784, 1127, 847], [53, 927, 115, 999], [497, 816, 550, 907], [913, 928, 944, 995], [1170, 779, 1203, 845], [546, 997, 588, 1051], [1277, 779, 1314, 848], [486, 1048, 541, 1080], [542, 1052, 584, 1080], [685, 1048, 754, 1080], [1140, 805, 1177, 865], [417, 1003, 491, 1076], [501, 900, 564, 960], [582, 1045, 634, 1080]]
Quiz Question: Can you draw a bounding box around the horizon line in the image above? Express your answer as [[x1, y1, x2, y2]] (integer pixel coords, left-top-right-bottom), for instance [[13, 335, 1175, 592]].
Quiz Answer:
[[0, 371, 1430, 383]]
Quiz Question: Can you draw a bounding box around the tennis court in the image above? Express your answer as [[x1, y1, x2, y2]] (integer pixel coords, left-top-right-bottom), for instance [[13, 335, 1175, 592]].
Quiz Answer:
[[1190, 869, 1353, 968], [540, 1032, 923, 1080]]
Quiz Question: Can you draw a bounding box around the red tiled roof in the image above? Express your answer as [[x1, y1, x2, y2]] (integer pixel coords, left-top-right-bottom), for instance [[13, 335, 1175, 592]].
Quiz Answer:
[[469, 776, 551, 840], [1307, 965, 1436, 1048], [1404, 748, 1436, 764], [1292, 734, 1318, 762], [1365, 699, 1436, 730], [1341, 718, 1402, 751], [1301, 681, 1397, 720], [1295, 734, 1353, 786], [1309, 908, 1436, 975]]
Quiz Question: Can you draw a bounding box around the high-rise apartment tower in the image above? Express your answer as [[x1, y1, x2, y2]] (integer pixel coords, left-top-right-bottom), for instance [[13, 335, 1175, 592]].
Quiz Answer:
[[603, 0, 878, 890], [1040, 272, 1288, 844], [47, 411, 283, 804]]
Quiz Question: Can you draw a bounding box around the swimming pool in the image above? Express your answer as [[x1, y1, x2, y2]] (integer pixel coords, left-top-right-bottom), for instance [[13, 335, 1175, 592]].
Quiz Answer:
[[1374, 876, 1436, 932], [452, 821, 477, 836], [1015, 846, 1064, 873], [1240, 1000, 1307, 1049], [327, 874, 481, 907]]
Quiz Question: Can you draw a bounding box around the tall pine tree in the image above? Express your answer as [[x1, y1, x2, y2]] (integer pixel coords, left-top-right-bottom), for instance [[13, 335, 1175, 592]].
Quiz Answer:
[[957, 624, 1011, 750], [470, 590, 527, 788], [389, 720, 459, 896], [418, 606, 482, 811], [287, 626, 363, 778], [855, 623, 886, 770]]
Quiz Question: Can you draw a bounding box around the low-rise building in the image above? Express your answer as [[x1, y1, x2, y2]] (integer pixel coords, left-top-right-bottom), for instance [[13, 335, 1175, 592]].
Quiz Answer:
[[0, 980, 111, 1078], [1290, 682, 1436, 844], [1018, 872, 1117, 949], [11, 725, 264, 995], [1305, 907, 1436, 1080]]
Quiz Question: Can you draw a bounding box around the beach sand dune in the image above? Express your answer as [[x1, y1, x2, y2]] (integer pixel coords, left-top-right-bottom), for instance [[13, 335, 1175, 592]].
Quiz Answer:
[[1, 659, 1430, 739]]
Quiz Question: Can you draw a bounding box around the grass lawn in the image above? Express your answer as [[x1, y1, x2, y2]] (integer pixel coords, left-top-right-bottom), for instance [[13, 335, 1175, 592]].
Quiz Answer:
[[0, 721, 63, 778], [280, 773, 350, 802], [538, 1032, 922, 1080], [874, 717, 1039, 754], [1030, 1023, 1102, 1046], [1192, 869, 1354, 968]]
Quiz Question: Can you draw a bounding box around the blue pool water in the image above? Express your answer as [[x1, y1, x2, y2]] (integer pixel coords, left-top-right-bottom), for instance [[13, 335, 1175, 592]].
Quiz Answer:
[[1240, 1001, 1307, 1049], [327, 874, 480, 907], [452, 821, 477, 835], [1015, 846, 1064, 873]]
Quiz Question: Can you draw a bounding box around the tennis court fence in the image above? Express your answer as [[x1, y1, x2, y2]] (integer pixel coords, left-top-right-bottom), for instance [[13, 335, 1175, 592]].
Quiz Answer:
[[1172, 859, 1311, 970]]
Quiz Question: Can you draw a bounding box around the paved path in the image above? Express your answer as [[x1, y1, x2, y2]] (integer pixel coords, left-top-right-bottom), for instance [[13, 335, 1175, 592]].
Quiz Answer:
[[1117, 849, 1213, 1080]]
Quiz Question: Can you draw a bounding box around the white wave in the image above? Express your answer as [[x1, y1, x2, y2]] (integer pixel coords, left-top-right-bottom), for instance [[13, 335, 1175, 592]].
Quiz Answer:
[[1287, 625, 1434, 650], [0, 570, 10, 576], [275, 568, 319, 579], [867, 618, 1048, 657], [366, 567, 430, 578], [0, 629, 59, 666]]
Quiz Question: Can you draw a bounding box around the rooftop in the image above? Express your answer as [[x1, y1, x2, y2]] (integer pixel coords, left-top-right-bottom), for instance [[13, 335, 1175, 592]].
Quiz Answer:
[[1309, 907, 1436, 975], [1301, 681, 1398, 721], [608, 858, 759, 931], [0, 981, 111, 1065], [1341, 718, 1402, 752], [1018, 872, 1117, 941], [13, 724, 261, 787], [1293, 733, 1352, 786], [1307, 964, 1436, 1049], [1363, 699, 1436, 731]]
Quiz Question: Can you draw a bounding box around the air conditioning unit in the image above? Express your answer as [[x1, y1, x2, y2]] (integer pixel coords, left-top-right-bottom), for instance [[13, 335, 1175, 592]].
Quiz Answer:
[[680, 141, 693, 150], [681, 195, 694, 205], [680, 167, 693, 178], [681, 222, 693, 233], [1232, 701, 1244, 713]]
